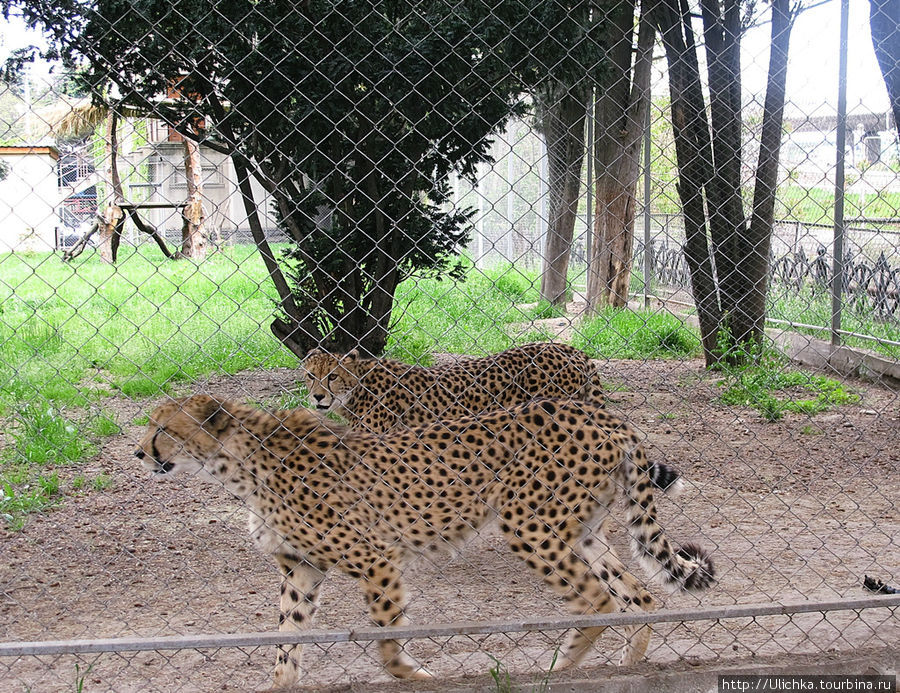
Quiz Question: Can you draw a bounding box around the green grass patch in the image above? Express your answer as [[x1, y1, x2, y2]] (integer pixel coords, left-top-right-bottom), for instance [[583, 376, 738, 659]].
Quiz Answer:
[[0, 403, 120, 529], [387, 261, 541, 360], [527, 300, 567, 321], [572, 308, 701, 359], [768, 287, 900, 360], [0, 244, 297, 410], [718, 349, 859, 422]]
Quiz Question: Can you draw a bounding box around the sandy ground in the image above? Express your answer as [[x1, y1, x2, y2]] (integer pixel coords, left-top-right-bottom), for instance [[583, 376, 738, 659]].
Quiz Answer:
[[1, 358, 898, 693]]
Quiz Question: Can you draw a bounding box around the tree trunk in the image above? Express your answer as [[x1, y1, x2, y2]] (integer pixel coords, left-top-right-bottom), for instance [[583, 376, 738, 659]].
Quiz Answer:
[[587, 0, 654, 311], [649, 0, 795, 364], [744, 0, 794, 345], [538, 83, 589, 307], [700, 0, 746, 339], [649, 0, 722, 364], [870, 0, 900, 141], [98, 111, 124, 264], [179, 137, 207, 259]]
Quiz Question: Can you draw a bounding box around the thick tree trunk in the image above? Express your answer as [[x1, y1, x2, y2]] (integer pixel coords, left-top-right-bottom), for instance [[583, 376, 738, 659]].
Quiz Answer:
[[179, 137, 207, 259], [649, 0, 722, 364], [587, 0, 654, 311], [744, 0, 794, 345], [700, 0, 746, 336], [538, 84, 589, 306], [870, 0, 900, 140], [649, 0, 794, 364]]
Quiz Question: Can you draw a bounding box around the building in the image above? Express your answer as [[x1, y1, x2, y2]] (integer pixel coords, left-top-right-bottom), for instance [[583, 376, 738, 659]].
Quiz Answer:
[[0, 145, 61, 252]]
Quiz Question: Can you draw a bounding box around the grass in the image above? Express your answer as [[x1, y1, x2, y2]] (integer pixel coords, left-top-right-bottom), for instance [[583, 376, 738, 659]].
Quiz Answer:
[[776, 185, 900, 224], [527, 300, 567, 320], [572, 308, 701, 359], [488, 650, 557, 693], [717, 348, 859, 422], [0, 242, 878, 528], [0, 403, 104, 529], [387, 261, 541, 362], [0, 243, 296, 412], [768, 287, 900, 359]]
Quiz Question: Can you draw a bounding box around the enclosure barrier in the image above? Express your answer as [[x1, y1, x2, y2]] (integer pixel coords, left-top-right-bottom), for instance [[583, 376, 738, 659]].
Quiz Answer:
[[1, 0, 898, 690]]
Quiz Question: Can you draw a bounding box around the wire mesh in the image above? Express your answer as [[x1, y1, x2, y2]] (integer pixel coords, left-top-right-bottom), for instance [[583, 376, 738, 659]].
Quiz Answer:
[[0, 0, 898, 691]]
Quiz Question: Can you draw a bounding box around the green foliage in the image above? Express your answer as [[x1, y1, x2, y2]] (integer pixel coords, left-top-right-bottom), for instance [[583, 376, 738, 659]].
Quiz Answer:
[[13, 0, 609, 354], [0, 404, 95, 529], [488, 649, 557, 693], [0, 245, 296, 410], [573, 309, 701, 359], [388, 263, 541, 357], [717, 344, 859, 422], [768, 288, 900, 360], [90, 410, 120, 436]]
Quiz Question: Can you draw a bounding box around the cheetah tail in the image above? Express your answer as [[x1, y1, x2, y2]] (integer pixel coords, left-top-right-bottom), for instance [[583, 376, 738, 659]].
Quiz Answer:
[[621, 445, 715, 593], [648, 461, 685, 496]]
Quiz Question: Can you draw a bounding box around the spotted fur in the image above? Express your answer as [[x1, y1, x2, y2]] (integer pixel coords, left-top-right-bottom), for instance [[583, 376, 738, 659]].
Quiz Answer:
[[301, 342, 606, 433], [135, 395, 713, 688]]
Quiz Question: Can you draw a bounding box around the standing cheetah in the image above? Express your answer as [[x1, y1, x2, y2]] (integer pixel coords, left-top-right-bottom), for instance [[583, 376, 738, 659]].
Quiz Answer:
[[301, 342, 606, 433], [136, 395, 713, 689]]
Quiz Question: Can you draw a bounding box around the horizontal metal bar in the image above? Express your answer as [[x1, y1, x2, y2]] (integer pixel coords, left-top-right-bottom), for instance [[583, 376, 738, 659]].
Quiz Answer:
[[765, 317, 900, 348], [1, 595, 897, 657]]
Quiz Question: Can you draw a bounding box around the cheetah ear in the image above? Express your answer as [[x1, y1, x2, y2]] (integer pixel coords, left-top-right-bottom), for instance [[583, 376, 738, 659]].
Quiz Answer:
[[189, 394, 231, 435], [305, 347, 322, 359], [344, 349, 360, 361]]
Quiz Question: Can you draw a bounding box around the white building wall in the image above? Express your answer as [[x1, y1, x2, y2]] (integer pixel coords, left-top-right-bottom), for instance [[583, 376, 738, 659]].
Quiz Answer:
[[0, 151, 61, 252]]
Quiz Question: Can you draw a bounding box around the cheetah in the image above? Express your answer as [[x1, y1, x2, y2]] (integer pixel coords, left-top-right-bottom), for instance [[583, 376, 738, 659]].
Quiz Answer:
[[301, 342, 606, 433], [136, 394, 714, 689]]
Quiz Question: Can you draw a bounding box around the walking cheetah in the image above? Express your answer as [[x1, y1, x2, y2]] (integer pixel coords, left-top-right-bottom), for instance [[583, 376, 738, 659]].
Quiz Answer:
[[135, 395, 714, 689], [301, 342, 605, 433]]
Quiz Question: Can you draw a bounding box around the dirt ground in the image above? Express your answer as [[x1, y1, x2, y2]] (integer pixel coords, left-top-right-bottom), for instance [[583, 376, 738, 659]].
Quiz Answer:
[[1, 358, 898, 693]]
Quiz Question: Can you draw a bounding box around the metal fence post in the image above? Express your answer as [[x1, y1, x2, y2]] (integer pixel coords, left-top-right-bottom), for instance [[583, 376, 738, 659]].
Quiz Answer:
[[643, 89, 652, 309], [831, 0, 850, 348]]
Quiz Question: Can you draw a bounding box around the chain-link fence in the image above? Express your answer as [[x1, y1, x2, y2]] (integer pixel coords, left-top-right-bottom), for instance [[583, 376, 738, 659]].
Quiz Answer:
[[1, 0, 899, 691]]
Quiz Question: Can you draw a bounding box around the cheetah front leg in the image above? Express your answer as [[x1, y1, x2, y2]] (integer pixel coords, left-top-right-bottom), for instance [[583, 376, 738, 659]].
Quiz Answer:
[[272, 555, 326, 689], [358, 553, 432, 680]]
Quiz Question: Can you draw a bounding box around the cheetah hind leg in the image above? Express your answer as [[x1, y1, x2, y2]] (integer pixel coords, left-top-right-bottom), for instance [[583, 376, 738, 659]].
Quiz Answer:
[[578, 530, 657, 666], [359, 553, 433, 680], [499, 517, 622, 672]]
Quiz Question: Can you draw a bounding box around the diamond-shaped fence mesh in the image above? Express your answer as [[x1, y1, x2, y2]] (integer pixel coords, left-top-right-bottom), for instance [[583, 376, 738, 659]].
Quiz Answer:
[[0, 0, 898, 691]]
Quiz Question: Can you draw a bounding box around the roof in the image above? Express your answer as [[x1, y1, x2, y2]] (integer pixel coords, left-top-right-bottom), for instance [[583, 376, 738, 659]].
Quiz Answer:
[[0, 146, 61, 160]]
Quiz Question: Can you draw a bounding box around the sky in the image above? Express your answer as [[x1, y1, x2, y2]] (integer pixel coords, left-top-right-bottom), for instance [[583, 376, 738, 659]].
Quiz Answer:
[[741, 0, 891, 116], [1, 0, 893, 118]]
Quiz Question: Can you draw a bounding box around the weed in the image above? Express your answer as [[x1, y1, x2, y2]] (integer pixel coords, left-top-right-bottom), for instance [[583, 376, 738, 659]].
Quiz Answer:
[[716, 342, 858, 421], [91, 410, 120, 437], [75, 662, 94, 693], [800, 425, 822, 435], [488, 649, 557, 693], [0, 405, 106, 529], [92, 474, 112, 491]]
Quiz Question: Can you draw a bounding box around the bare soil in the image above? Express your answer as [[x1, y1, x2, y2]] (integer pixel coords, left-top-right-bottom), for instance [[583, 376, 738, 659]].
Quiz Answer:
[[1, 359, 898, 693]]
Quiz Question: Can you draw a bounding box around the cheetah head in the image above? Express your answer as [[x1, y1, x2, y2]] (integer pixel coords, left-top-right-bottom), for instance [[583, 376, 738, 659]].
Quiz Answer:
[[301, 348, 361, 412], [135, 395, 233, 477]]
